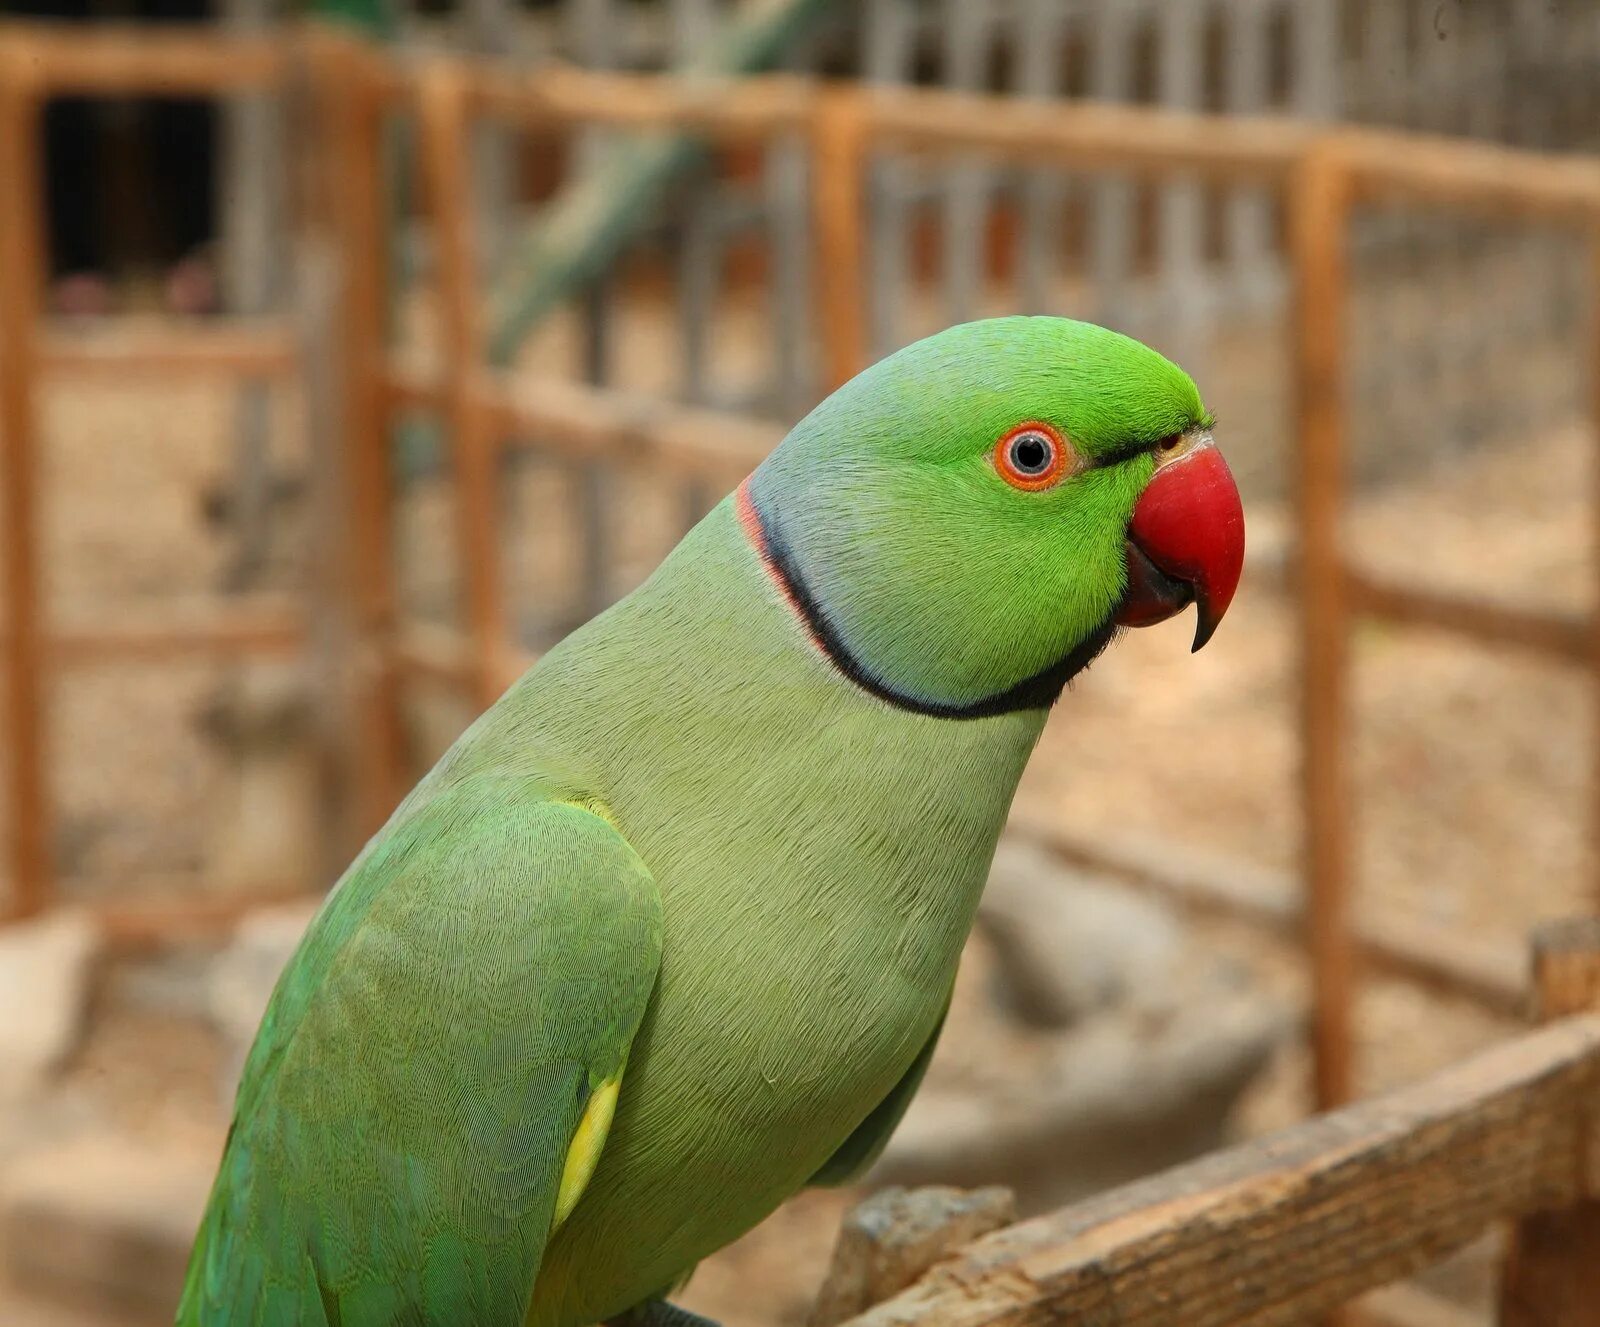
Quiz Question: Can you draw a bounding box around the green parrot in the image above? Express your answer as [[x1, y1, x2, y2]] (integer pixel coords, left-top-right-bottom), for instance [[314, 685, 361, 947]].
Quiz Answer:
[[177, 316, 1244, 1327]]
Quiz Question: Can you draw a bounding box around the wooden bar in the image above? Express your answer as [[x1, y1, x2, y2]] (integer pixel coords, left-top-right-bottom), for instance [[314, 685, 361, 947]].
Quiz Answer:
[[45, 603, 305, 663], [0, 20, 287, 95], [314, 31, 407, 833], [1006, 815, 1527, 1017], [388, 368, 783, 480], [1349, 572, 1592, 663], [868, 83, 1313, 186], [417, 63, 509, 712], [0, 53, 50, 921], [813, 86, 869, 393], [839, 1015, 1600, 1327], [1340, 128, 1600, 226], [39, 320, 299, 379], [1499, 920, 1600, 1325], [469, 64, 814, 140], [1293, 142, 1356, 1109], [1592, 229, 1600, 922], [93, 880, 315, 951]]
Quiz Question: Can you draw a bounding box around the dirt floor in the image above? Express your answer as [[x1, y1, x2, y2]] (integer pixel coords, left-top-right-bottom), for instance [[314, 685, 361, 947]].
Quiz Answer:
[[4, 289, 1591, 1322]]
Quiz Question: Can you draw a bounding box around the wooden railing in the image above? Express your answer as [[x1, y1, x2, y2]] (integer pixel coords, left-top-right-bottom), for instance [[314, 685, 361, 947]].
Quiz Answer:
[[823, 922, 1600, 1327], [4, 24, 1600, 1118]]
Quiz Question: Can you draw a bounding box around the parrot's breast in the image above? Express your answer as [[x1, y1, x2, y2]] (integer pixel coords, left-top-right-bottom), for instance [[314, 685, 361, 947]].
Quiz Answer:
[[511, 502, 1046, 1327]]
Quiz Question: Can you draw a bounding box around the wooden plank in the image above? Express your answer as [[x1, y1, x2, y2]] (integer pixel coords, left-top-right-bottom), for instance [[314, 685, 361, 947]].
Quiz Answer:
[[839, 1015, 1600, 1327], [1224, 0, 1275, 291], [1339, 128, 1600, 225], [1292, 141, 1356, 1109], [1499, 919, 1600, 1325], [1085, 0, 1135, 326], [862, 0, 915, 359], [813, 86, 869, 392], [1012, 0, 1064, 315], [1348, 571, 1592, 664], [312, 31, 407, 833], [867, 80, 1312, 187], [1005, 815, 1527, 1017], [417, 63, 508, 712], [1, 20, 287, 95], [46, 604, 305, 663], [0, 50, 50, 921], [38, 321, 298, 378], [1593, 232, 1600, 920], [938, 0, 995, 327], [93, 880, 316, 951], [387, 367, 782, 480]]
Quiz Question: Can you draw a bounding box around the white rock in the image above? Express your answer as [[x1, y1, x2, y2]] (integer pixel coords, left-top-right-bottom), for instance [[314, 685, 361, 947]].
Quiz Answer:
[[0, 910, 98, 1104]]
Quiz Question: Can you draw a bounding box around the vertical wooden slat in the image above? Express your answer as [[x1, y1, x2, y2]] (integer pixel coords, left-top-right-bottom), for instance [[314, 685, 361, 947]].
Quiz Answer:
[[1225, 0, 1274, 300], [0, 44, 50, 920], [674, 0, 721, 412], [569, 0, 617, 622], [1087, 0, 1134, 327], [219, 0, 285, 590], [318, 34, 406, 832], [862, 0, 915, 359], [813, 87, 868, 394], [464, 0, 517, 269], [939, 0, 994, 327], [1497, 919, 1600, 1326], [1592, 228, 1600, 919], [674, 0, 720, 522], [766, 24, 813, 418], [1156, 0, 1205, 362], [1292, 139, 1355, 1111], [1014, 0, 1064, 314], [418, 63, 507, 713]]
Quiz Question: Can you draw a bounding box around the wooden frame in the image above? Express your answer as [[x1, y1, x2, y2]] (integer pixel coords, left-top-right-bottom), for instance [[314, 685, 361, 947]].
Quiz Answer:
[[3, 25, 1600, 1117], [0, 24, 305, 927]]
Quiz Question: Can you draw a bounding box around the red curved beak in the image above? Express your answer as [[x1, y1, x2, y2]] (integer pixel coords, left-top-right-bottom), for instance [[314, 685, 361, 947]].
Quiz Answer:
[[1114, 438, 1245, 652]]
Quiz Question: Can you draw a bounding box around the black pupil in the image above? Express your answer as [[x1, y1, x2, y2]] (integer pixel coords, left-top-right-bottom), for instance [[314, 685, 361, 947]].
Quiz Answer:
[[1011, 434, 1051, 474]]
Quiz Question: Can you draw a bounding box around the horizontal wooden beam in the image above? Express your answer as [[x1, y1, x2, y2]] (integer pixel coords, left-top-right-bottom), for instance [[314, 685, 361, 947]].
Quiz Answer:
[[40, 320, 299, 380], [1339, 127, 1600, 225], [841, 1014, 1600, 1327], [392, 622, 533, 695], [469, 64, 814, 140], [1008, 815, 1527, 1016], [1348, 570, 1591, 664], [91, 880, 317, 951], [387, 367, 783, 482], [865, 83, 1311, 185], [0, 21, 287, 95], [39, 602, 306, 664]]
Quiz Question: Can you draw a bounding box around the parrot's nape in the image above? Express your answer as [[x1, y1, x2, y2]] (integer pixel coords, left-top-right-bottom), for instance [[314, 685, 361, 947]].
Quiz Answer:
[[178, 317, 1243, 1327]]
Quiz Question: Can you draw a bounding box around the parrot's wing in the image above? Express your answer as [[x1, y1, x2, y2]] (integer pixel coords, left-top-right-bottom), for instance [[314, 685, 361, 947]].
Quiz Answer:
[[808, 986, 952, 1188], [178, 788, 662, 1327]]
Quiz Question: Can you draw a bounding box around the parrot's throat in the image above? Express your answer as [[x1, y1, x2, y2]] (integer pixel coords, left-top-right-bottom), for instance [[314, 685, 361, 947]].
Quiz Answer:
[[735, 479, 1120, 720]]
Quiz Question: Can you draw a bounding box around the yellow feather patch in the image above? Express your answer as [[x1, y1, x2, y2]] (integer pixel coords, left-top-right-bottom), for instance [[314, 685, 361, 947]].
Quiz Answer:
[[553, 1074, 621, 1231]]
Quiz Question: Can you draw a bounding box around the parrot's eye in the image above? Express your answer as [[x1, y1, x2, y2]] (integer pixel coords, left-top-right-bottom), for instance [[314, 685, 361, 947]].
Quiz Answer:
[[994, 421, 1072, 492]]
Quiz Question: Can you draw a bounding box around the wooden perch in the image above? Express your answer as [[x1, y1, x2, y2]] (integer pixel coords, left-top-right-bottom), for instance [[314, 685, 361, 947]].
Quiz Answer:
[[810, 1187, 1016, 1327], [809, 923, 1600, 1327]]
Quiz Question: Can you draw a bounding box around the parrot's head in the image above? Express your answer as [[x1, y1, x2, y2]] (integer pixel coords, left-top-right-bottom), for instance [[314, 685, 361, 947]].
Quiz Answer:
[[742, 316, 1244, 718]]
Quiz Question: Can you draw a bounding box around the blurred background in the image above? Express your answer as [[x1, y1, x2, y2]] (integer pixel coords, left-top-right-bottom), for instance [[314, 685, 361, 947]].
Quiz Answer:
[[1, 0, 1599, 1323]]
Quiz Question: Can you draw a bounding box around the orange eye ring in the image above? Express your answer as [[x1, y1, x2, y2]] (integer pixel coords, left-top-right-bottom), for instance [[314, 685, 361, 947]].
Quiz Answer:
[[993, 421, 1072, 492]]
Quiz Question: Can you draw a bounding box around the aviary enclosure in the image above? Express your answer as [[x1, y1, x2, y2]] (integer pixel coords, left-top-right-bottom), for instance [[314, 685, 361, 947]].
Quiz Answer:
[[2, 2, 1600, 1323]]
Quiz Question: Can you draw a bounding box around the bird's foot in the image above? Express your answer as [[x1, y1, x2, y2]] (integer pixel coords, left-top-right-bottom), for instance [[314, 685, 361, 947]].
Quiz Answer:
[[606, 1299, 722, 1327]]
